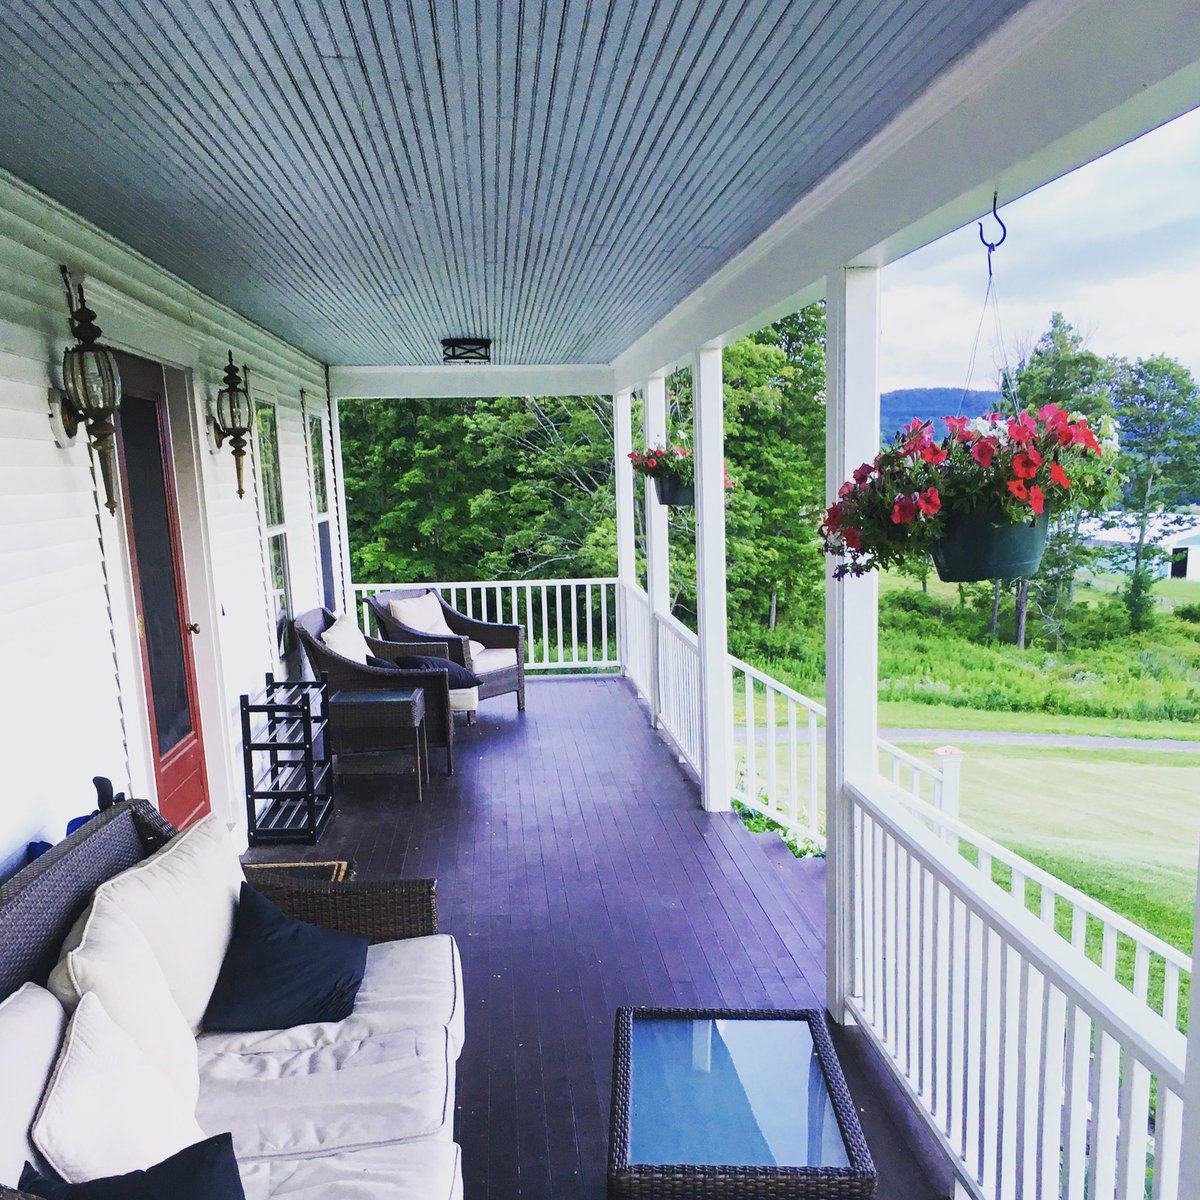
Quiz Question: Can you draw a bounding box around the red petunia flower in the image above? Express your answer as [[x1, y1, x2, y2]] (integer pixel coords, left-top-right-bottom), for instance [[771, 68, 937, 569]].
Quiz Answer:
[[917, 487, 941, 515], [838, 480, 854, 499], [971, 438, 998, 468], [1050, 461, 1071, 488], [1012, 449, 1043, 479], [944, 415, 970, 438], [1029, 485, 1046, 514], [1007, 413, 1037, 445], [1007, 479, 1029, 502], [920, 444, 948, 465], [891, 496, 919, 525], [843, 527, 862, 551], [823, 504, 842, 532], [852, 462, 874, 486]]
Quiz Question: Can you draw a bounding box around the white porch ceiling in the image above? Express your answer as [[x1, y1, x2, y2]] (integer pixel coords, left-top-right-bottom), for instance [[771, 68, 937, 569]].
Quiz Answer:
[[0, 0, 1036, 368]]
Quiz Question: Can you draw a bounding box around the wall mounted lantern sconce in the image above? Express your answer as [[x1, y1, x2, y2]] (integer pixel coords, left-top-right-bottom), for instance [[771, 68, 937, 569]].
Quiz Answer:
[[209, 351, 252, 498], [51, 267, 123, 513]]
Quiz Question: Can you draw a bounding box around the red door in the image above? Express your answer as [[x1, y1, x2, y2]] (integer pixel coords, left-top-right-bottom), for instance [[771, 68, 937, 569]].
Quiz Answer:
[[115, 354, 211, 828]]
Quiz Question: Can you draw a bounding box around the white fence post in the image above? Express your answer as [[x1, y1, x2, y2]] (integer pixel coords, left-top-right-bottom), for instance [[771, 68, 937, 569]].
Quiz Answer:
[[643, 375, 670, 728], [825, 265, 881, 1024], [934, 745, 965, 846]]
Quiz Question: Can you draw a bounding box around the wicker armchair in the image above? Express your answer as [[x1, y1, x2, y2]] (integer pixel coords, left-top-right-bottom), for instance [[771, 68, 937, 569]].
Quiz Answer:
[[294, 608, 456, 775], [365, 587, 525, 713]]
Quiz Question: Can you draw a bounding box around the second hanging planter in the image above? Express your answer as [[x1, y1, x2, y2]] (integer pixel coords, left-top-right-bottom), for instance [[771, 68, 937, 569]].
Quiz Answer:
[[654, 476, 695, 507]]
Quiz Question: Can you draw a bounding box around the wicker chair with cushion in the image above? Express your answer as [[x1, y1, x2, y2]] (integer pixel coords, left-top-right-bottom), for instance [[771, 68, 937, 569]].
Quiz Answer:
[[366, 588, 526, 714], [293, 607, 456, 774]]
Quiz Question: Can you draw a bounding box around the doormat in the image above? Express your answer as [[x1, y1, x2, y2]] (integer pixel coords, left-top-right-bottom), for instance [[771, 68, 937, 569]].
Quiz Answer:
[[243, 860, 354, 883]]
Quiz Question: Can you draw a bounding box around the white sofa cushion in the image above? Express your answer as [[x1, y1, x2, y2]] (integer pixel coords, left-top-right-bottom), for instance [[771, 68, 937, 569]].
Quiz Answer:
[[449, 686, 478, 713], [47, 900, 199, 1105], [0, 983, 66, 1187], [197, 1025, 454, 1160], [468, 638, 486, 659], [389, 592, 453, 638], [472, 646, 519, 675], [320, 612, 371, 664], [195, 934, 464, 1060], [32, 993, 205, 1183], [94, 813, 245, 1031], [238, 1140, 462, 1200]]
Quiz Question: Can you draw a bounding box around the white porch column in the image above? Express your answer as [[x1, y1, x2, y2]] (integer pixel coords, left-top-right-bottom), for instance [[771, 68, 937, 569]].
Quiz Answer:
[[643, 374, 670, 724], [613, 388, 636, 670], [693, 345, 732, 812], [1180, 850, 1200, 1190], [328, 395, 356, 618], [824, 266, 881, 1022]]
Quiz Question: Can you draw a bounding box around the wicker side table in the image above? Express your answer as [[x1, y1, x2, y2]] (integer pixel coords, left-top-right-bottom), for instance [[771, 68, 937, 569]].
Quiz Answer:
[[328, 688, 429, 801], [608, 1007, 876, 1199]]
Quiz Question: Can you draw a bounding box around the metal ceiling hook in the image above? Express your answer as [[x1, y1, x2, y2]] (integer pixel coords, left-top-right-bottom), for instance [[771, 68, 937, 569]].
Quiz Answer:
[[977, 191, 1007, 278]]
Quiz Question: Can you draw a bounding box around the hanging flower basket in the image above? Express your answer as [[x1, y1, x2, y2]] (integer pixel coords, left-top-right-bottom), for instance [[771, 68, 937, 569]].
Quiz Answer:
[[653, 475, 694, 507], [930, 507, 1050, 582], [819, 406, 1118, 580]]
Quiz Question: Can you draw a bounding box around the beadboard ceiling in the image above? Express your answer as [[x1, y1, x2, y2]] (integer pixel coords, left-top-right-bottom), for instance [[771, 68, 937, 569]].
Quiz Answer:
[[0, 1, 1030, 366]]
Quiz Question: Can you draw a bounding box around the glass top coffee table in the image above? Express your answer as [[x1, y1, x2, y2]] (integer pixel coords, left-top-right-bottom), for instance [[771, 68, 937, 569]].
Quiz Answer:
[[608, 1008, 876, 1199]]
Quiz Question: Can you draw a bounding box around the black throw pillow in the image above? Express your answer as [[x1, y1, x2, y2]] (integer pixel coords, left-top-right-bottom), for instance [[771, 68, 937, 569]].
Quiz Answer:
[[19, 1134, 245, 1199], [202, 882, 368, 1033], [366, 653, 481, 688]]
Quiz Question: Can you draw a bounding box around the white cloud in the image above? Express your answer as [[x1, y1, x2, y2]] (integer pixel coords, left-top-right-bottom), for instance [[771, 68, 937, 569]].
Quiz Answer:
[[881, 106, 1200, 393]]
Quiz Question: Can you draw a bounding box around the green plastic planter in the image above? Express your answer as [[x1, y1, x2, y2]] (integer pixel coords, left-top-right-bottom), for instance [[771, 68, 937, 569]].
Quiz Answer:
[[654, 476, 694, 507], [931, 508, 1049, 582]]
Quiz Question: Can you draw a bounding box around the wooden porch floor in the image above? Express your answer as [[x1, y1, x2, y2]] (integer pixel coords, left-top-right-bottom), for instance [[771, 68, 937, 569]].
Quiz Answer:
[[246, 676, 951, 1200]]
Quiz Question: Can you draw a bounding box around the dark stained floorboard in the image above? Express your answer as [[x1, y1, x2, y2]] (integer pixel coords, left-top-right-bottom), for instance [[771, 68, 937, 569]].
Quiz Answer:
[[247, 676, 951, 1200]]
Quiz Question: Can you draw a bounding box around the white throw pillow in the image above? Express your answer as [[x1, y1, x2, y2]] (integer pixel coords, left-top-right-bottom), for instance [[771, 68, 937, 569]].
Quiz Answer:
[[389, 592, 454, 638], [320, 612, 371, 664], [48, 900, 199, 1106], [0, 983, 67, 1187], [94, 813, 244, 1031], [32, 993, 205, 1184], [449, 687, 479, 713]]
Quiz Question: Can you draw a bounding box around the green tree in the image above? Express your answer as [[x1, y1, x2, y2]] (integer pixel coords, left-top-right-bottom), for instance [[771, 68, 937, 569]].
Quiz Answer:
[[1111, 355, 1200, 629]]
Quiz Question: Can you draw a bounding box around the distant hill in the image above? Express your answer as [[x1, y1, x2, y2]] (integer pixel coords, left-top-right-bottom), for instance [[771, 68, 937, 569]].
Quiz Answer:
[[880, 388, 1003, 440]]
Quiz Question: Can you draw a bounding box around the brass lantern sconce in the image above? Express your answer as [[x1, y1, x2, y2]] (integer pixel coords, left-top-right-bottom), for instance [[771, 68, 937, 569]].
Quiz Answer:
[[52, 267, 123, 513], [209, 352, 252, 498]]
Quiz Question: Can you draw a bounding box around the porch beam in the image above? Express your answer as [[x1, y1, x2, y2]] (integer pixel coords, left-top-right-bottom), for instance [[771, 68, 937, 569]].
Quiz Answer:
[[824, 266, 881, 1023], [693, 345, 732, 812], [329, 363, 614, 400], [643, 375, 669, 725]]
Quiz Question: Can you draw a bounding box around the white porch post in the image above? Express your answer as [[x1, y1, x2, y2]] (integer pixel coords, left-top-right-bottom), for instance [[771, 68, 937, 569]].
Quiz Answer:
[[1180, 849, 1200, 1190], [824, 267, 881, 1022], [643, 374, 670, 725], [693, 345, 732, 812], [328, 395, 356, 619], [613, 388, 636, 670]]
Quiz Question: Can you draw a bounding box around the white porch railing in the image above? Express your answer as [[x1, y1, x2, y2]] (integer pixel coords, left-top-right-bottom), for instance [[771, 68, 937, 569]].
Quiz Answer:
[[655, 611, 703, 769], [728, 654, 948, 846], [352, 578, 619, 672], [848, 779, 1187, 1199], [893, 787, 1191, 1034]]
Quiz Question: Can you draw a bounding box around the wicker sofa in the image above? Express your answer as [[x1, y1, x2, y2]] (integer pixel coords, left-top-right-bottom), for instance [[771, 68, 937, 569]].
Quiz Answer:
[[0, 802, 464, 1200]]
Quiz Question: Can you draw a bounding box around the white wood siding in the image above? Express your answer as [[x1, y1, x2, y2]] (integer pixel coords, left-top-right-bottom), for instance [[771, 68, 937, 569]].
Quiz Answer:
[[0, 167, 336, 871]]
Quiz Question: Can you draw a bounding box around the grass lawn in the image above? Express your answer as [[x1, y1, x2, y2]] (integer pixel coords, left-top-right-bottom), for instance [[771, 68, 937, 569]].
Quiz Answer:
[[895, 741, 1200, 955], [877, 700, 1200, 741]]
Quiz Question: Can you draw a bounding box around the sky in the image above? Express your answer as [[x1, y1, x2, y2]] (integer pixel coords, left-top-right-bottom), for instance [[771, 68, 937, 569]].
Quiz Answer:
[[879, 105, 1200, 394]]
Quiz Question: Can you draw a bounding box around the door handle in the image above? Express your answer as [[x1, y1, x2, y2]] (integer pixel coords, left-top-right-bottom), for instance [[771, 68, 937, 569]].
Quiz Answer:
[[187, 622, 201, 635]]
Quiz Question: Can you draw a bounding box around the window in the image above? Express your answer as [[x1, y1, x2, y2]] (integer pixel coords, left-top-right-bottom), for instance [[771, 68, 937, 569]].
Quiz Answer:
[[256, 404, 298, 674], [308, 411, 338, 611]]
